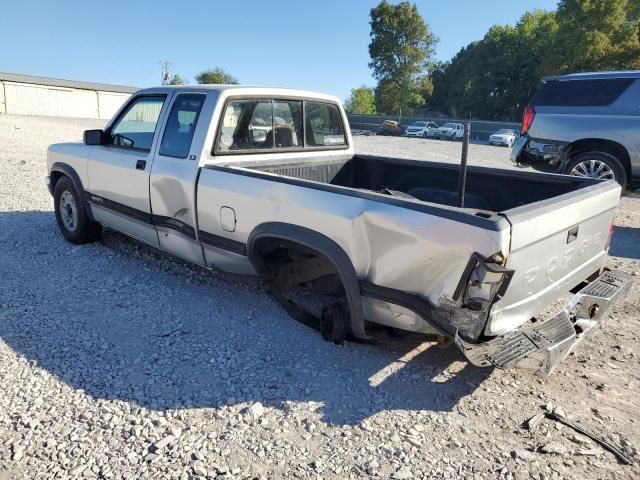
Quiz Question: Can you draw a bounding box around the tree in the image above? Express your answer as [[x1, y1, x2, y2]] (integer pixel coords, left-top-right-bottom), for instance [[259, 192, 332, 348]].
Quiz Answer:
[[428, 10, 558, 120], [195, 68, 239, 85], [550, 0, 640, 72], [344, 86, 376, 114], [169, 74, 186, 85], [368, 1, 438, 114]]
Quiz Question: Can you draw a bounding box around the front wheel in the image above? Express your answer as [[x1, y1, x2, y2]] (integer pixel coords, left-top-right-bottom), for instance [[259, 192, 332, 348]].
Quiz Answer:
[[565, 151, 627, 187], [53, 176, 102, 244]]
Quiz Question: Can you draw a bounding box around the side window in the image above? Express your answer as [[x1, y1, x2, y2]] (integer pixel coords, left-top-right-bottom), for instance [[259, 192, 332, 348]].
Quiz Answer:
[[159, 94, 206, 158], [108, 96, 166, 151], [216, 99, 273, 152], [305, 102, 346, 147], [530, 78, 635, 107], [273, 100, 303, 148]]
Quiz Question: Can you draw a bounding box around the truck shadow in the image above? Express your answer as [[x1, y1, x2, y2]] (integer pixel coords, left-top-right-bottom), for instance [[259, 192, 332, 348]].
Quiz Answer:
[[0, 210, 491, 426], [610, 226, 640, 260]]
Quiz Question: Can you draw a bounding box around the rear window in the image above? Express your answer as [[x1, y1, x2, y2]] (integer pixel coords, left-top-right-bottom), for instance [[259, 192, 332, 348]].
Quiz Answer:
[[215, 99, 346, 153], [305, 102, 345, 147], [530, 78, 634, 107]]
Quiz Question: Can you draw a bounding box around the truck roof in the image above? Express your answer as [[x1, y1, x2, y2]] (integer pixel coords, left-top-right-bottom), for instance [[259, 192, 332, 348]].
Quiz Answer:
[[134, 85, 342, 104], [542, 70, 640, 82]]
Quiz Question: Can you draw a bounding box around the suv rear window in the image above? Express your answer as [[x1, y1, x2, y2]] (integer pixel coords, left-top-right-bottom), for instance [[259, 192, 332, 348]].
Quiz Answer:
[[530, 78, 634, 107]]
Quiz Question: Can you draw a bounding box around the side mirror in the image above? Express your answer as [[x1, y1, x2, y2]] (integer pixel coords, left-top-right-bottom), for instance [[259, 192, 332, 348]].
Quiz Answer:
[[84, 129, 104, 145]]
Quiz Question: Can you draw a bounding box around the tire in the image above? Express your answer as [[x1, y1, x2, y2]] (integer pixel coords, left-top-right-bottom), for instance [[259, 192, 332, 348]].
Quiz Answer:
[[320, 302, 347, 345], [53, 176, 102, 244], [565, 151, 627, 187]]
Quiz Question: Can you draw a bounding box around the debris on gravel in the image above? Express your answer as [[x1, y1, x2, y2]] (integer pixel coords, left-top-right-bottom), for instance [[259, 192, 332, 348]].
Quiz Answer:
[[0, 114, 639, 479]]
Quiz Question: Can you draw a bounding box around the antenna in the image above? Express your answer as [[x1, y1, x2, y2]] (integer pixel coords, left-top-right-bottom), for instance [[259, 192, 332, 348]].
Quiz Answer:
[[160, 60, 173, 85]]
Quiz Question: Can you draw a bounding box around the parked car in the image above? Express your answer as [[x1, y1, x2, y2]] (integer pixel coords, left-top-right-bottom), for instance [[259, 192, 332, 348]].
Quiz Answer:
[[46, 85, 631, 374], [489, 129, 519, 147], [434, 122, 464, 140], [512, 71, 640, 188], [404, 121, 439, 138], [376, 120, 402, 136]]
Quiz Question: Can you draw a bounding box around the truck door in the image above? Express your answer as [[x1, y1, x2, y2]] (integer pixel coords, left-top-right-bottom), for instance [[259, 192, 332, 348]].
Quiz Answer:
[[149, 92, 208, 265], [87, 94, 168, 246]]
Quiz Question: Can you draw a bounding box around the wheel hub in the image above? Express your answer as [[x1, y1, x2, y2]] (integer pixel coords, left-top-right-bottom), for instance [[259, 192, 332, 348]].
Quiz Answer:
[[59, 190, 78, 232], [570, 159, 615, 180]]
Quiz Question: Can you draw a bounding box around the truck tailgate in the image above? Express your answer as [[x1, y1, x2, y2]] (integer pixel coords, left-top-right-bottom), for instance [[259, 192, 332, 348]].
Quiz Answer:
[[486, 179, 621, 336]]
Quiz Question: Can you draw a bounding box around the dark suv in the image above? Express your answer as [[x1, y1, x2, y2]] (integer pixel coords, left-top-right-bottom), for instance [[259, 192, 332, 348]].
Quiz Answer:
[[512, 71, 640, 188]]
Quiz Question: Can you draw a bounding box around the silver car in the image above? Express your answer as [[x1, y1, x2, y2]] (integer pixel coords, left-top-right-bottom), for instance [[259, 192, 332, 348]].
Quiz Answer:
[[404, 121, 439, 138], [512, 71, 640, 188], [489, 129, 518, 147]]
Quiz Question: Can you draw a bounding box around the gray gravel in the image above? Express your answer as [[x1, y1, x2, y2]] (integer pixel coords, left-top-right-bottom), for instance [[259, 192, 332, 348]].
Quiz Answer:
[[1, 114, 639, 479]]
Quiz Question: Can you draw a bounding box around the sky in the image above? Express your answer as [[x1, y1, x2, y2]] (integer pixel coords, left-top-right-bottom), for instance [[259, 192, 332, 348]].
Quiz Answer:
[[0, 0, 559, 101]]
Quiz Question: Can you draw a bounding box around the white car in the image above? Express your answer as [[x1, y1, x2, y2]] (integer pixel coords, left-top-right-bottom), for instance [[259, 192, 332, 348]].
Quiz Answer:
[[404, 121, 439, 138], [434, 122, 464, 140], [489, 129, 519, 147]]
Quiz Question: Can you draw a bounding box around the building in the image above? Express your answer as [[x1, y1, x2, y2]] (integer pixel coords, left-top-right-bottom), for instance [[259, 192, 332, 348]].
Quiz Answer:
[[0, 72, 137, 119]]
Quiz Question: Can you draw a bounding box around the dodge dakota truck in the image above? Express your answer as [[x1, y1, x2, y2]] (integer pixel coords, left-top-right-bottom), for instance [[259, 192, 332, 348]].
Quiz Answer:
[[46, 85, 631, 374]]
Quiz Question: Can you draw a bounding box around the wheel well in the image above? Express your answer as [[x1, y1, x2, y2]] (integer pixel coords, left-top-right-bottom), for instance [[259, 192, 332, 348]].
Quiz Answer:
[[252, 237, 345, 297], [50, 170, 65, 190], [567, 139, 631, 176], [247, 223, 368, 339]]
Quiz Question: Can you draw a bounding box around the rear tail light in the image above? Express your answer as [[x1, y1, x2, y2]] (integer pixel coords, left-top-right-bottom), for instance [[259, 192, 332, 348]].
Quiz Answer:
[[521, 106, 535, 134], [606, 221, 615, 252], [463, 254, 514, 311]]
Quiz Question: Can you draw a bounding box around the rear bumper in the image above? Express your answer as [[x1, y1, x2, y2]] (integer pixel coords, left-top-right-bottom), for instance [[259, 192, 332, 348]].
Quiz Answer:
[[511, 135, 565, 173], [455, 269, 632, 375]]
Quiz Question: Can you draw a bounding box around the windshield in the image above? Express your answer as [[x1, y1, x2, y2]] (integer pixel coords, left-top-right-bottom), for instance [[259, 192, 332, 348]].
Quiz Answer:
[[410, 121, 427, 127], [496, 129, 514, 134], [441, 123, 457, 128]]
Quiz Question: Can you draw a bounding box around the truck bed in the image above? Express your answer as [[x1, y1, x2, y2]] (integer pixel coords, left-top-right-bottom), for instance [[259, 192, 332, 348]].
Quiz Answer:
[[235, 153, 621, 336], [245, 154, 601, 213]]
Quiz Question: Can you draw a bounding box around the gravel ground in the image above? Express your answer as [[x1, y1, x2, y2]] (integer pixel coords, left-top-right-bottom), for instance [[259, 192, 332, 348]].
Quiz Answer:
[[1, 114, 639, 480]]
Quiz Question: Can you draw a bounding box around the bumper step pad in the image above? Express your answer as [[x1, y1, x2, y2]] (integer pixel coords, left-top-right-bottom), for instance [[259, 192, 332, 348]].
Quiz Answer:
[[455, 269, 632, 374], [486, 314, 576, 369]]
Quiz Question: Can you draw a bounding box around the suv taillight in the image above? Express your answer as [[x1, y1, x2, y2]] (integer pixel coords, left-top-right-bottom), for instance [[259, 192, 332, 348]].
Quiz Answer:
[[521, 106, 535, 134]]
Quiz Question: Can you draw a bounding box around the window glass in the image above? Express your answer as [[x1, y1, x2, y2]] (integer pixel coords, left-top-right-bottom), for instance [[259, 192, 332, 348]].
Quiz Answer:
[[273, 100, 303, 148], [159, 94, 205, 158], [109, 96, 165, 150], [530, 78, 634, 107], [216, 99, 273, 152], [305, 102, 345, 147]]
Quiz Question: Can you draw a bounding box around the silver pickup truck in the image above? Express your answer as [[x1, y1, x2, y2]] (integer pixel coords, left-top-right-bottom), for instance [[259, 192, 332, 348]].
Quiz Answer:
[[46, 85, 631, 374]]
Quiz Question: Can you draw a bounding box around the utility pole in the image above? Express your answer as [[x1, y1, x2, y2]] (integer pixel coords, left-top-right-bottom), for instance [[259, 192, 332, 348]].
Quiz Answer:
[[160, 60, 173, 85]]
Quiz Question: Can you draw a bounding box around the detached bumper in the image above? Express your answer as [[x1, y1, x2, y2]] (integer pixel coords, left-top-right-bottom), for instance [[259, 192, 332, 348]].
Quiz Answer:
[[511, 134, 566, 172], [455, 269, 632, 375]]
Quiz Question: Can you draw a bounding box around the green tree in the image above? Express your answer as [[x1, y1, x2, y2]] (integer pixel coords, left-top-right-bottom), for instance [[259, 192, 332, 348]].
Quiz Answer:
[[195, 68, 239, 85], [550, 0, 640, 72], [368, 1, 438, 115], [169, 74, 186, 85], [344, 86, 376, 114], [428, 10, 558, 120]]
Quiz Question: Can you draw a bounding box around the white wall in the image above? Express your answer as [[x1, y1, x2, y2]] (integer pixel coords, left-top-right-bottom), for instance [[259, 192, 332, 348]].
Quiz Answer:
[[0, 83, 5, 114], [0, 81, 131, 119], [97, 91, 130, 119]]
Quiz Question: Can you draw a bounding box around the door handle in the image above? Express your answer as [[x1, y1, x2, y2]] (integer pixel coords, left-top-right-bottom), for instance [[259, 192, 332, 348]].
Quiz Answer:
[[136, 160, 146, 170]]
